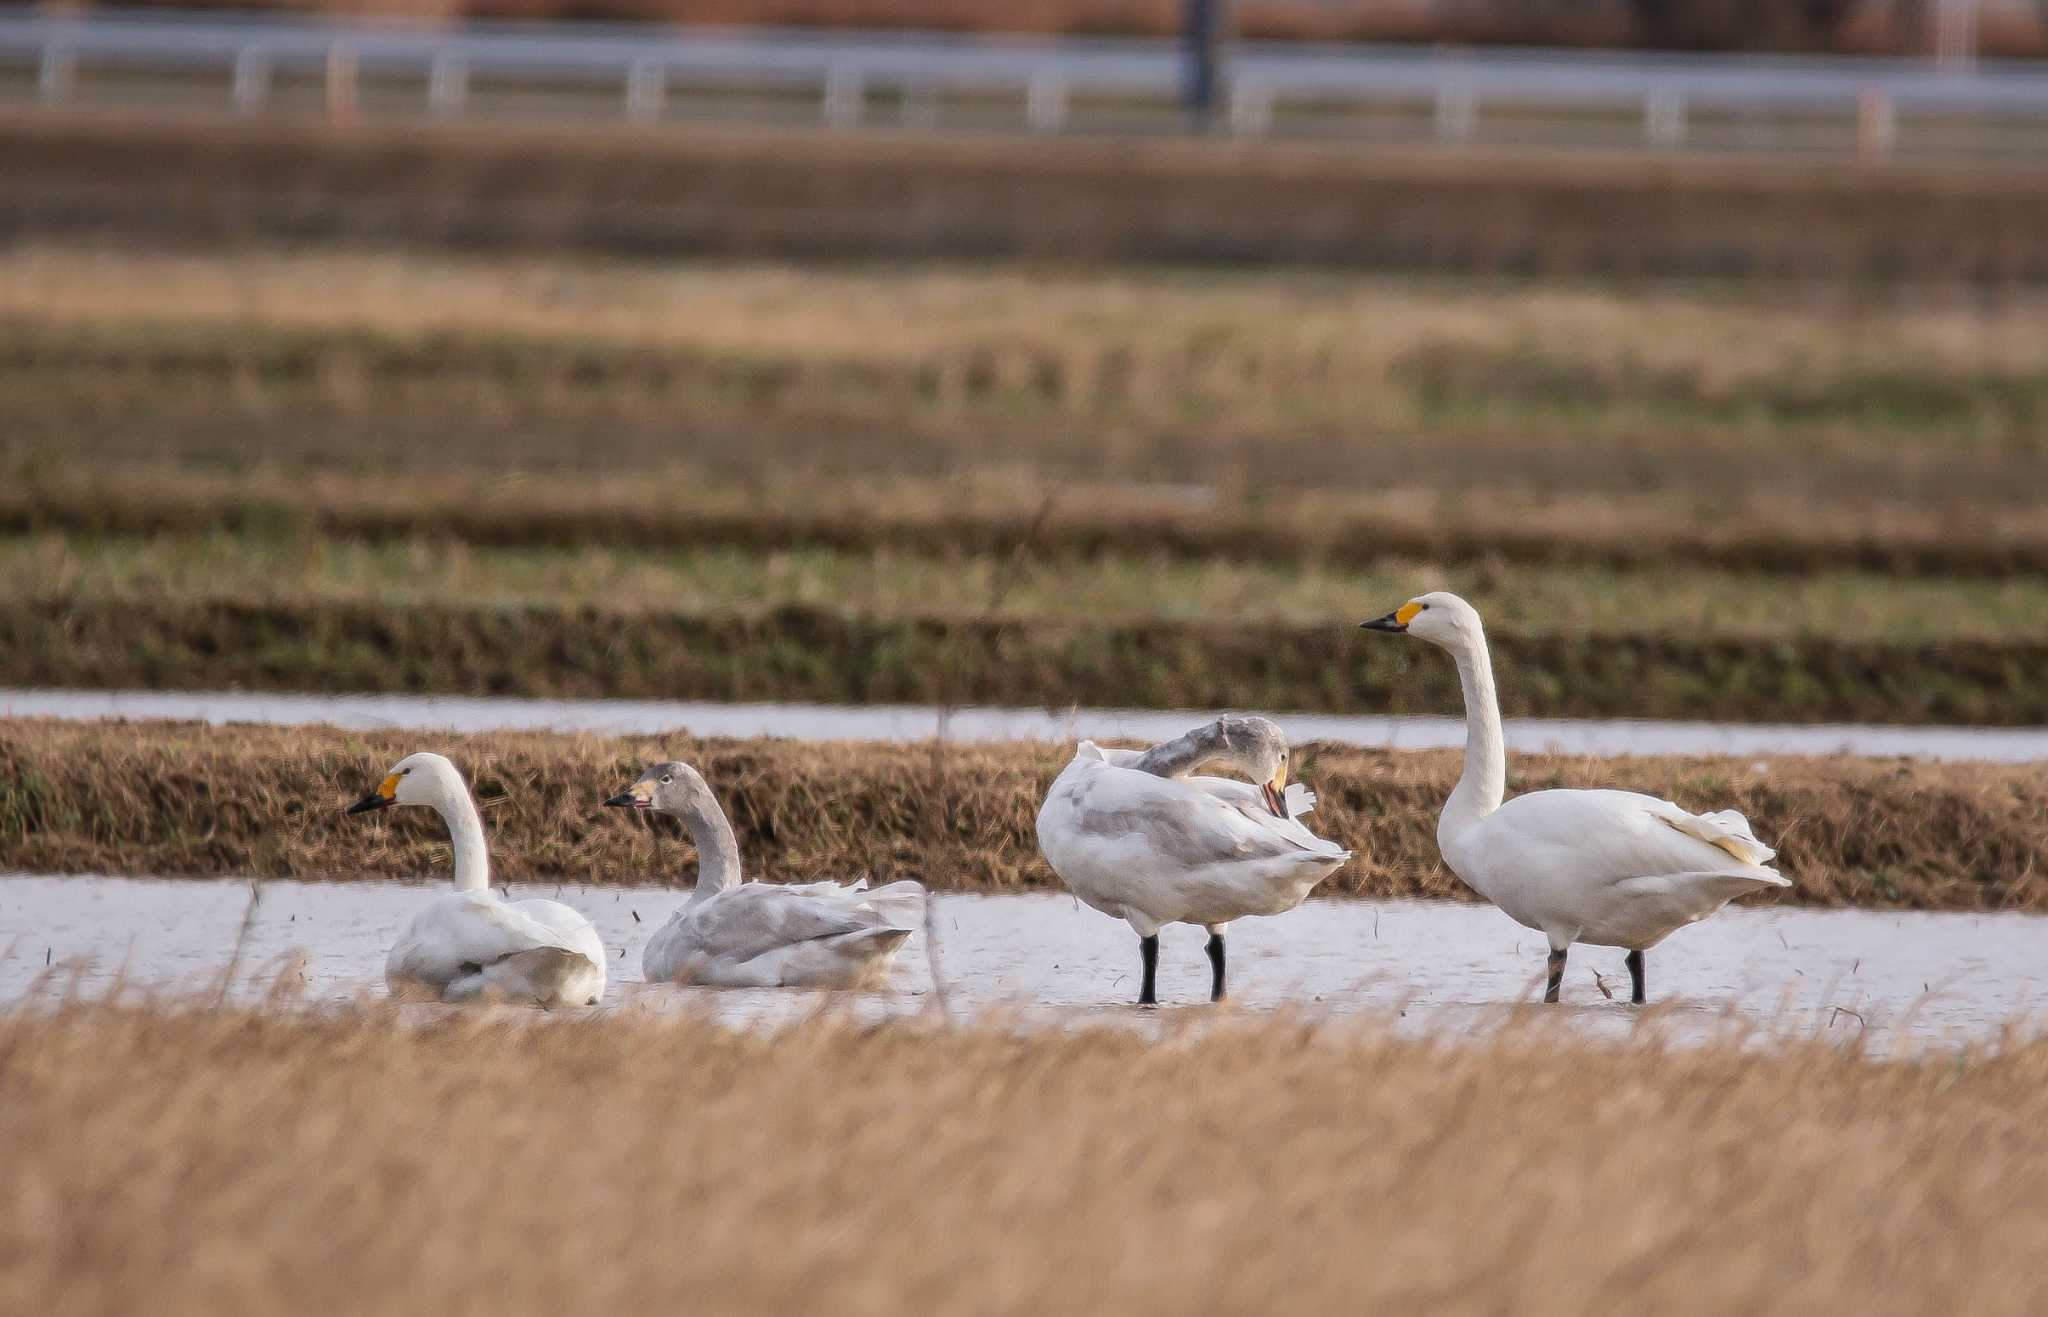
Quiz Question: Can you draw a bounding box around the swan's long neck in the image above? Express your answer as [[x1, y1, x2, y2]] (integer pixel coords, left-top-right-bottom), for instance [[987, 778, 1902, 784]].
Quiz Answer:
[[677, 791, 743, 899], [1127, 729, 1211, 779], [432, 776, 491, 894], [1443, 627, 1507, 836]]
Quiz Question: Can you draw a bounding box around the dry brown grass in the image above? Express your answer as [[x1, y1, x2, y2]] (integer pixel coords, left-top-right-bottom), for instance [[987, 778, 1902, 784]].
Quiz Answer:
[[3, 593, 2042, 724], [11, 113, 2048, 289], [9, 465, 2048, 578], [4, 1001, 2047, 1316], [3, 720, 2042, 910], [8, 245, 2048, 466]]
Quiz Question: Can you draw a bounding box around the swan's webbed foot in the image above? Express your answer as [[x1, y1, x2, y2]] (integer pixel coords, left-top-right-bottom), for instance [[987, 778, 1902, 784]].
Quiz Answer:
[[1205, 932, 1226, 1002], [1626, 949, 1646, 1005], [1545, 947, 1568, 1003], [1138, 934, 1160, 1007]]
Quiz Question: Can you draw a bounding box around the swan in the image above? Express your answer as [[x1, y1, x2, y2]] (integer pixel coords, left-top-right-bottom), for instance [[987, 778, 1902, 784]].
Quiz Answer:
[[605, 761, 926, 989], [1360, 592, 1790, 1004], [346, 752, 607, 1006], [1036, 715, 1351, 1005]]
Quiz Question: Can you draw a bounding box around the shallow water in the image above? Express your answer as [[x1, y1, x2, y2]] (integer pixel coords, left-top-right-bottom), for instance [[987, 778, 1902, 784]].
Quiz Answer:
[[4, 689, 2045, 762], [6, 874, 2043, 1049]]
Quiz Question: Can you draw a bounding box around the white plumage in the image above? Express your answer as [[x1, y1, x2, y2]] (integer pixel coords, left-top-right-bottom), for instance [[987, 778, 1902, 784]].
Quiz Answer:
[[1036, 716, 1350, 1004], [349, 752, 607, 1007], [1361, 591, 1790, 1003]]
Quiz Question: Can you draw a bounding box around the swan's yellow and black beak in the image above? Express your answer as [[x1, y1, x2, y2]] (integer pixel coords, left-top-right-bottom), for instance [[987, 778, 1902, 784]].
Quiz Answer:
[[347, 773, 401, 815], [1360, 600, 1424, 633], [604, 782, 653, 810], [1262, 768, 1289, 818]]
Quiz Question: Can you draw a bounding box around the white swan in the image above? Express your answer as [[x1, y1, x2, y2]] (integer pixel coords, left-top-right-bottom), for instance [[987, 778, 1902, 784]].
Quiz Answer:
[[1360, 592, 1790, 1004], [1036, 715, 1350, 1005], [347, 752, 607, 1006], [606, 761, 926, 989]]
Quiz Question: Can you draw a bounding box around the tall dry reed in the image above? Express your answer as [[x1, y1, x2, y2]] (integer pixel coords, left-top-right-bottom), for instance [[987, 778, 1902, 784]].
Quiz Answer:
[[2, 1001, 2045, 1315]]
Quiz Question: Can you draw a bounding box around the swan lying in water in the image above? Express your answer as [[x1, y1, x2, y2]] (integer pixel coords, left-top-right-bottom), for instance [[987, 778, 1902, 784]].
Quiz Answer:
[[606, 761, 926, 989], [1361, 591, 1790, 1004], [1036, 715, 1351, 1005], [346, 752, 607, 1007]]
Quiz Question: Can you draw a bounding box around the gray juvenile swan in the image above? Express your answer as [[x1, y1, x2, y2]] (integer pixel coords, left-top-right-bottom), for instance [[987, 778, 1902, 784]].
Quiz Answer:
[[606, 761, 927, 988], [1036, 715, 1350, 1006]]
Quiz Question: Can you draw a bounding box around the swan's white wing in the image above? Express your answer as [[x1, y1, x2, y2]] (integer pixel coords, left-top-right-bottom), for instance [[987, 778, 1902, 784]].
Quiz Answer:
[[1457, 789, 1788, 946], [389, 891, 590, 987], [1179, 775, 1339, 852], [1037, 756, 1350, 934], [1482, 790, 1786, 888], [668, 883, 916, 969], [1045, 759, 1349, 872]]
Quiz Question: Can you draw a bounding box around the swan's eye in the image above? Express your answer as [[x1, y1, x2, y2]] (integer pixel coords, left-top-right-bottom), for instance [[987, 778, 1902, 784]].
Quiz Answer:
[[660, 774, 673, 784]]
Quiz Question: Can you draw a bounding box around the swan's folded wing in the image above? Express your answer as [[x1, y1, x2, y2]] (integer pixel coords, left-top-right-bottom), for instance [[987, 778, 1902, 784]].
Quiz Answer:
[[1659, 806, 1777, 867], [396, 893, 585, 983], [1486, 790, 1785, 888], [680, 884, 909, 967], [1067, 767, 1349, 870]]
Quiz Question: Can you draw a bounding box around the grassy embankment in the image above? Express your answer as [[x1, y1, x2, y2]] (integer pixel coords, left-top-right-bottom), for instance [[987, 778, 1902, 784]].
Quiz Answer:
[[4, 721, 2042, 909], [4, 248, 2045, 720], [4, 1003, 2046, 1315]]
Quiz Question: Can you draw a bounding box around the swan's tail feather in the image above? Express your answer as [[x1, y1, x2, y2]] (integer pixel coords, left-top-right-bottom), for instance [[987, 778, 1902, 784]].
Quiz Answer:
[[1662, 807, 1777, 867], [448, 946, 599, 1005], [862, 879, 928, 929]]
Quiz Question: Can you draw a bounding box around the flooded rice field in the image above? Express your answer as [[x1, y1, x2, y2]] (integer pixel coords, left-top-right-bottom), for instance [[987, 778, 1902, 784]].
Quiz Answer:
[[5, 688, 2047, 761], [7, 874, 2044, 1049]]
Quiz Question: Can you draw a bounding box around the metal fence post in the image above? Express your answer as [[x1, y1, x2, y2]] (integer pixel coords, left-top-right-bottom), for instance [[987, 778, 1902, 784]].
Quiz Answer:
[[1182, 0, 1230, 132], [326, 41, 358, 123], [1025, 73, 1067, 133], [428, 53, 467, 116], [232, 46, 272, 114], [1435, 82, 1476, 142], [38, 42, 76, 105], [1645, 89, 1686, 148], [1229, 76, 1271, 137], [625, 59, 664, 122], [1857, 87, 1896, 160], [823, 64, 863, 128]]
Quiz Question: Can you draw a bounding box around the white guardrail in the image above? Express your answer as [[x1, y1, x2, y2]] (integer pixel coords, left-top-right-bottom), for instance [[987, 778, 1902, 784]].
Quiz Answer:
[[6, 6, 2048, 155]]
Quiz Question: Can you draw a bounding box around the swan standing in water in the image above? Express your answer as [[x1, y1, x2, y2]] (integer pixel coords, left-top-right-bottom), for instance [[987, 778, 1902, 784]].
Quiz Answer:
[[346, 752, 607, 1006], [1360, 592, 1789, 1004], [606, 761, 926, 988], [1037, 716, 1350, 1005]]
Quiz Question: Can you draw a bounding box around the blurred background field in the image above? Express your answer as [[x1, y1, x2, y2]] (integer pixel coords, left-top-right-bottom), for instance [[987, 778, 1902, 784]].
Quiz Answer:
[[3, 240, 2044, 722]]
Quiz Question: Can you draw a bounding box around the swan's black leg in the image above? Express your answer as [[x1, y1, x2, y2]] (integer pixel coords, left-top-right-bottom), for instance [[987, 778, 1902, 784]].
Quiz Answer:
[[1626, 949, 1646, 1005], [1545, 947, 1568, 1003], [1138, 934, 1160, 1006], [1206, 932, 1226, 1002]]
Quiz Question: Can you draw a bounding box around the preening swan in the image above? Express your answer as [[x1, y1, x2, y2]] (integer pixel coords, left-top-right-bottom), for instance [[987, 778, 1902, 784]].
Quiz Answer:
[[605, 761, 926, 989], [346, 752, 607, 1006], [1036, 715, 1350, 1005], [1360, 592, 1790, 1004]]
